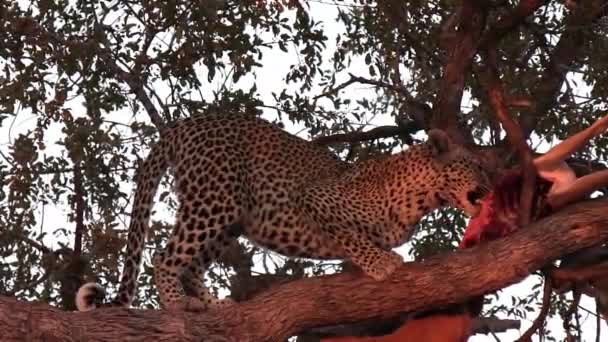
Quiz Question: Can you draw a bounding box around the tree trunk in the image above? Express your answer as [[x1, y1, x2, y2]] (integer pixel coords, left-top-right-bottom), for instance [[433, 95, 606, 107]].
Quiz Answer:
[[2, 198, 608, 342]]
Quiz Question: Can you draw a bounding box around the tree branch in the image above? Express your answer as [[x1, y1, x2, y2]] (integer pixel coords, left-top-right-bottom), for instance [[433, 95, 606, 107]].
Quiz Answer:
[[479, 64, 537, 226], [433, 0, 487, 144], [562, 287, 582, 341], [516, 275, 552, 341], [552, 262, 608, 287], [301, 314, 520, 339], [478, 0, 547, 51], [312, 122, 421, 146], [94, 24, 166, 132], [311, 73, 429, 141], [8, 232, 50, 254], [471, 317, 521, 336], [72, 165, 85, 256], [2, 198, 608, 341], [476, 0, 547, 226], [313, 74, 415, 102]]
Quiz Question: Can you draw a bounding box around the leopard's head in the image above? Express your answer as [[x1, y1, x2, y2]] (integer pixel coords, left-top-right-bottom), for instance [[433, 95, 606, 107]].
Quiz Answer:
[[427, 130, 492, 217]]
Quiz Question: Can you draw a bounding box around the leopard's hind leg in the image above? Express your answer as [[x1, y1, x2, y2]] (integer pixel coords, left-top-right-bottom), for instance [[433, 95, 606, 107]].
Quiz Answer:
[[152, 205, 242, 311], [152, 157, 244, 311], [179, 224, 242, 308]]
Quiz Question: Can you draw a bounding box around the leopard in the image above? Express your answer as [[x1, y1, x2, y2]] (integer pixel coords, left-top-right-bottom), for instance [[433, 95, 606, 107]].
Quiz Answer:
[[76, 112, 491, 312]]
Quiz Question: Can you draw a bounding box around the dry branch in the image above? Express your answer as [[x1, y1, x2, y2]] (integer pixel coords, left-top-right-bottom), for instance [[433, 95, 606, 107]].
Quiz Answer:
[[312, 73, 416, 102], [1, 198, 608, 341]]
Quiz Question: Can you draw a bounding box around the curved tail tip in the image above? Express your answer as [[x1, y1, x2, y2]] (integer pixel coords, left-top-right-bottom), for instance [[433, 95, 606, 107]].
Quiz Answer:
[[75, 282, 106, 312]]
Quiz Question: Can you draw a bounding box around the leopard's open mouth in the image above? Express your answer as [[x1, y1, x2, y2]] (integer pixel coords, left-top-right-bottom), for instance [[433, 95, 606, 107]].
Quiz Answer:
[[464, 185, 491, 217], [467, 185, 490, 206]]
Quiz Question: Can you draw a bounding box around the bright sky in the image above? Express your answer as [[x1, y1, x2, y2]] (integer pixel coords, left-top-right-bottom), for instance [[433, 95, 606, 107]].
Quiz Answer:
[[1, 1, 606, 341]]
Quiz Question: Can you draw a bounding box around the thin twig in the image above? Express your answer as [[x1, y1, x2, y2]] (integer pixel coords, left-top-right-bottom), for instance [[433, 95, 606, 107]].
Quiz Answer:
[[313, 73, 414, 102], [596, 297, 601, 342], [563, 289, 581, 341], [72, 165, 85, 256], [516, 276, 553, 342]]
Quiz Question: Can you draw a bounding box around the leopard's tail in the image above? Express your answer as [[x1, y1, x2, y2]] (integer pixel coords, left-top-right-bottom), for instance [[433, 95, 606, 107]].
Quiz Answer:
[[76, 140, 169, 311]]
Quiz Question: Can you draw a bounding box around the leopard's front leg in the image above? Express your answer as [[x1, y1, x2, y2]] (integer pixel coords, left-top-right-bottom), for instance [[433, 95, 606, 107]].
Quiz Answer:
[[324, 226, 404, 281]]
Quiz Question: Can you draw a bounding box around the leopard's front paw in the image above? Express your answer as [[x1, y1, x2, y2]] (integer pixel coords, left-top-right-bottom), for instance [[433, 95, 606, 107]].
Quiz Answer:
[[364, 250, 403, 281]]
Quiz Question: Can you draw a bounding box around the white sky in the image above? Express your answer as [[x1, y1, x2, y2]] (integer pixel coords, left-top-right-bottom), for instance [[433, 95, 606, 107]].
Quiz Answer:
[[1, 1, 606, 341]]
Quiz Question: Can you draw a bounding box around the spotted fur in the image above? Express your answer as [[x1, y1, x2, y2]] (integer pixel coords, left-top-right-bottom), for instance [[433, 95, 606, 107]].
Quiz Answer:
[[76, 112, 491, 311]]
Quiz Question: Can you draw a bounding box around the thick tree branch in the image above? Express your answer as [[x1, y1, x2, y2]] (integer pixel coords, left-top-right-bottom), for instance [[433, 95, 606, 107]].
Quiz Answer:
[[552, 262, 608, 288], [2, 198, 608, 341], [433, 0, 486, 144]]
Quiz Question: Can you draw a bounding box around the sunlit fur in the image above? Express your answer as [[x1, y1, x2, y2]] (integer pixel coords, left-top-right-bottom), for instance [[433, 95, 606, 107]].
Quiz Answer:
[[76, 112, 491, 311]]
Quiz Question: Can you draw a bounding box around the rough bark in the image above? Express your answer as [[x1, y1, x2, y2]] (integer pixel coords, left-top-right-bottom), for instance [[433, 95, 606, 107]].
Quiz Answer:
[[433, 0, 486, 144], [1, 198, 608, 342]]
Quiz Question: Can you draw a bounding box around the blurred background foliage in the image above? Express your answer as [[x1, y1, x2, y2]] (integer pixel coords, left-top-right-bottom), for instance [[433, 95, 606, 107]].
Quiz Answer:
[[1, 0, 608, 340]]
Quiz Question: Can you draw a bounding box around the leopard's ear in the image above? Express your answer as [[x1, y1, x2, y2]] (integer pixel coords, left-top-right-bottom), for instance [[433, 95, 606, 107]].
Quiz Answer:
[[427, 129, 453, 157]]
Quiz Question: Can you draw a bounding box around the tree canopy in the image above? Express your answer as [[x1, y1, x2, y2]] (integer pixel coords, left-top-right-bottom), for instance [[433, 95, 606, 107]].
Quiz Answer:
[[1, 0, 608, 341]]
